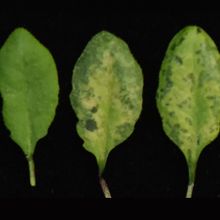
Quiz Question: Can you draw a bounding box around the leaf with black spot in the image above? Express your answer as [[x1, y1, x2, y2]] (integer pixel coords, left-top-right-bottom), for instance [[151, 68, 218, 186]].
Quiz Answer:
[[70, 31, 143, 197]]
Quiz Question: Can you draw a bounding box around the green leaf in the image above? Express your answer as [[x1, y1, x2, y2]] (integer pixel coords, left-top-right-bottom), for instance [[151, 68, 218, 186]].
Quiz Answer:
[[70, 31, 143, 175], [0, 27, 59, 186], [156, 26, 220, 197]]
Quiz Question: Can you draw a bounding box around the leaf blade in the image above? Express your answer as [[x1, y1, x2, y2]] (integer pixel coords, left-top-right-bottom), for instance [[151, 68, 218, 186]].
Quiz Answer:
[[157, 26, 220, 184], [70, 31, 143, 174], [0, 27, 59, 185]]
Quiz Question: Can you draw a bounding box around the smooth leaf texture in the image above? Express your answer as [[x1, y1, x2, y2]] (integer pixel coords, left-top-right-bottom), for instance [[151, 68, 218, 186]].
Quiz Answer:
[[157, 26, 220, 186], [70, 31, 143, 175], [0, 28, 59, 185]]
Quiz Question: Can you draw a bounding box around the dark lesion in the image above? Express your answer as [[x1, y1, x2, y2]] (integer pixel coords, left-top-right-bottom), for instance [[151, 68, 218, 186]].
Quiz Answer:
[[85, 119, 97, 131], [158, 67, 174, 99], [91, 106, 98, 113], [170, 36, 185, 51]]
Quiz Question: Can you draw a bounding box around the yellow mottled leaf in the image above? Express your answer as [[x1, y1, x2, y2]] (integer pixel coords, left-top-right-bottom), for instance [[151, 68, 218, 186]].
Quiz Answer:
[[157, 26, 220, 197], [70, 31, 143, 175]]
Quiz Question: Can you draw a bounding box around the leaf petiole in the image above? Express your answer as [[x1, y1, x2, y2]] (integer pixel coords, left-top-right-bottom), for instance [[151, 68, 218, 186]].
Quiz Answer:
[[27, 155, 36, 187], [186, 183, 194, 198], [99, 177, 112, 198]]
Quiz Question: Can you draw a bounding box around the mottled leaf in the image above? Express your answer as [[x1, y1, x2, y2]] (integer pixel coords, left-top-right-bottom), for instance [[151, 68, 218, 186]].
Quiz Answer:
[[0, 28, 59, 186], [157, 26, 220, 196], [70, 31, 143, 175]]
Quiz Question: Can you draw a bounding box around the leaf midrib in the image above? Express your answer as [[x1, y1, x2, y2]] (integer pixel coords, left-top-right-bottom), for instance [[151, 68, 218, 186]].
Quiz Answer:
[[103, 53, 116, 156], [20, 47, 35, 156]]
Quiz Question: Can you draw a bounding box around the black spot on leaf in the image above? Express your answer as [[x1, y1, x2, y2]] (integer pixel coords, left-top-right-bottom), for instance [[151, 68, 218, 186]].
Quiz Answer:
[[195, 49, 201, 54], [178, 36, 185, 45], [160, 88, 164, 93], [85, 119, 97, 131], [170, 37, 185, 51], [91, 106, 98, 113], [170, 43, 177, 51], [159, 67, 174, 98]]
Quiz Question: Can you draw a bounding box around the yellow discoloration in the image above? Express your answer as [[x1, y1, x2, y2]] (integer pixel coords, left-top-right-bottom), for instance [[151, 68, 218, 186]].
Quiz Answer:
[[81, 52, 135, 159], [81, 97, 97, 109], [102, 51, 114, 66], [157, 26, 220, 184], [70, 31, 143, 174]]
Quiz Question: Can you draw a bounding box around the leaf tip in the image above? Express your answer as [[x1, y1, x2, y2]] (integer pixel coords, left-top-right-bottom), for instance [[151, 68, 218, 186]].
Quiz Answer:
[[10, 27, 31, 37]]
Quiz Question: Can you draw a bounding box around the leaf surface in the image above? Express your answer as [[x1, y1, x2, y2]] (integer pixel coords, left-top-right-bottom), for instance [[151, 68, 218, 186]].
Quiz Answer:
[[157, 26, 220, 185], [70, 31, 143, 174], [0, 27, 59, 185]]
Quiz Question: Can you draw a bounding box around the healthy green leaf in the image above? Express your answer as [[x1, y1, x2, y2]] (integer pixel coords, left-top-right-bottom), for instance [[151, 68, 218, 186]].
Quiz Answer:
[[0, 27, 59, 186], [70, 31, 143, 175], [156, 26, 220, 197]]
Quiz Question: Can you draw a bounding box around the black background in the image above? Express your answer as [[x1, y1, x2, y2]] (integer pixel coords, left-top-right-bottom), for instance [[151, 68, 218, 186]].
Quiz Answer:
[[0, 10, 220, 198]]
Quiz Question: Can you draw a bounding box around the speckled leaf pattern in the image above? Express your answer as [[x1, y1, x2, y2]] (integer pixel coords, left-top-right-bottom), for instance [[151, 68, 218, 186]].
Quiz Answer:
[[0, 28, 59, 185], [157, 26, 220, 184], [70, 31, 143, 174]]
